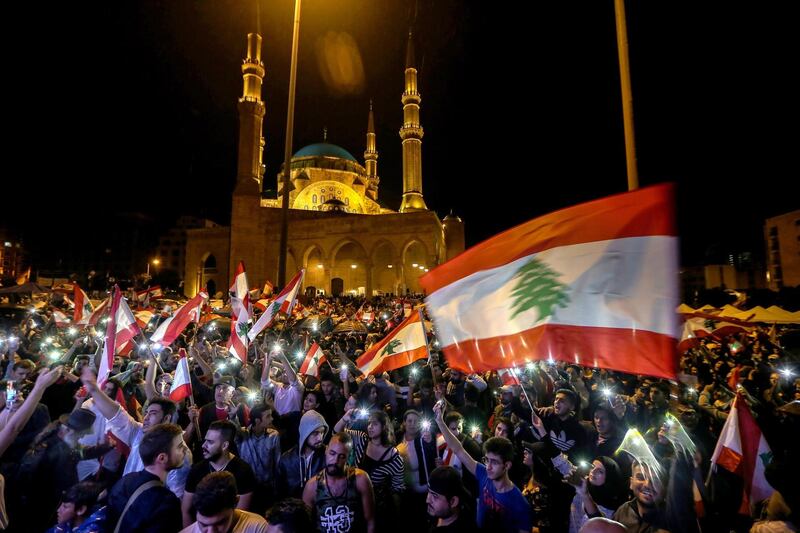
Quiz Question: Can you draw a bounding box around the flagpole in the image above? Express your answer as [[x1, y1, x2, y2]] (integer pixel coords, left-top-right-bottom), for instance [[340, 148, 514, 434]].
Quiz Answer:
[[419, 310, 438, 387]]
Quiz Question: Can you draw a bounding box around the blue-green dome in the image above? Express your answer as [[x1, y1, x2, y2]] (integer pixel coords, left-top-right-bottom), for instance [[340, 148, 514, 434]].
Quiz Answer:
[[293, 143, 357, 162]]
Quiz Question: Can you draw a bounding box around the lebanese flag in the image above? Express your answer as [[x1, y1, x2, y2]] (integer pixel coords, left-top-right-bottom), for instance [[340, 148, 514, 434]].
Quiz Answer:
[[136, 286, 162, 308], [97, 286, 142, 384], [52, 308, 71, 327], [299, 342, 327, 378], [356, 309, 429, 376], [248, 269, 305, 341], [134, 310, 155, 329], [253, 298, 273, 312], [262, 280, 274, 297], [150, 291, 208, 347], [88, 297, 110, 327], [497, 367, 522, 386], [169, 350, 193, 402], [403, 302, 412, 318], [709, 393, 774, 513], [677, 314, 753, 353], [73, 285, 94, 325], [228, 261, 251, 362], [420, 184, 679, 380]]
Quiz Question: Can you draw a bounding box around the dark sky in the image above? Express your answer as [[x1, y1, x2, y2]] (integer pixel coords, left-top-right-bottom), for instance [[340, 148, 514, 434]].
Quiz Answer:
[[3, 1, 797, 268]]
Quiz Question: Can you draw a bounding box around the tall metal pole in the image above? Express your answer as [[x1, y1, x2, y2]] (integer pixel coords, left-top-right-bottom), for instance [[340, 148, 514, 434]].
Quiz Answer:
[[614, 0, 639, 191], [278, 0, 302, 288]]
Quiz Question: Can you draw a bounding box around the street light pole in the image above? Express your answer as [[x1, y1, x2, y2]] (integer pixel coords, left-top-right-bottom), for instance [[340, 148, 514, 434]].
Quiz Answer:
[[277, 0, 303, 289]]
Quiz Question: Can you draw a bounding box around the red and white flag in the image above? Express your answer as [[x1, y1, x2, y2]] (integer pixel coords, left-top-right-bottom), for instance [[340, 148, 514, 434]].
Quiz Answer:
[[150, 291, 208, 347], [73, 285, 94, 325], [262, 280, 274, 297], [420, 184, 679, 379], [709, 393, 774, 513], [88, 297, 110, 327], [299, 342, 327, 378], [228, 261, 251, 362], [97, 286, 141, 384], [356, 309, 429, 376], [169, 350, 193, 402], [136, 286, 162, 308], [677, 313, 753, 353], [497, 368, 522, 386], [248, 269, 305, 341], [52, 308, 71, 327]]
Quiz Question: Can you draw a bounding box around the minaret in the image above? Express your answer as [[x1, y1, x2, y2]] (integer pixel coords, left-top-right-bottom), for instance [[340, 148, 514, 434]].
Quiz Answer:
[[364, 100, 378, 179], [399, 31, 428, 212], [235, 32, 266, 196]]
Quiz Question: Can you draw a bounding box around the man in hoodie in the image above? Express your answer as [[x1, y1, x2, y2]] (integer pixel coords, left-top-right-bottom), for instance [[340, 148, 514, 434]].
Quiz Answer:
[[277, 409, 328, 499]]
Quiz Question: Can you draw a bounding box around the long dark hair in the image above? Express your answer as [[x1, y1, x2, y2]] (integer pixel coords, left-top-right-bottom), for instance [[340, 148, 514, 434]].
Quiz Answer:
[[357, 383, 378, 407], [368, 410, 395, 446]]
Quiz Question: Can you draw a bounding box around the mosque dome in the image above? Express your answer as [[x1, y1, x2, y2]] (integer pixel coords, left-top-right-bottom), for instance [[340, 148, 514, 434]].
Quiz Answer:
[[293, 143, 358, 162]]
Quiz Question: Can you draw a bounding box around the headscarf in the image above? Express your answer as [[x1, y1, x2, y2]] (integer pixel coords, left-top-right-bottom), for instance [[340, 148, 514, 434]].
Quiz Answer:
[[587, 456, 625, 511]]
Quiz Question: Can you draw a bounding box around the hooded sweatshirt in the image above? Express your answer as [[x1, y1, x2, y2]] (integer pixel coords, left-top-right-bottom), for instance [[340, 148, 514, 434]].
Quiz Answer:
[[277, 409, 329, 498]]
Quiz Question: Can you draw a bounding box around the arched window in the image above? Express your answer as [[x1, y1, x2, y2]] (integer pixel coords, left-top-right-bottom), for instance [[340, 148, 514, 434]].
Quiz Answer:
[[312, 194, 317, 204], [321, 195, 325, 203], [345, 197, 349, 206]]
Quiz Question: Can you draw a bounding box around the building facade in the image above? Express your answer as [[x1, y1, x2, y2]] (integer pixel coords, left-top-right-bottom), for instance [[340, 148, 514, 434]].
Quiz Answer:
[[185, 30, 464, 298], [764, 209, 800, 290]]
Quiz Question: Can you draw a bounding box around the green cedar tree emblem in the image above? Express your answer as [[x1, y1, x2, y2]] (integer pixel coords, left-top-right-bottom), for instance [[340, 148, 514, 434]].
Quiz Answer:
[[380, 339, 403, 356], [236, 321, 251, 338], [509, 257, 570, 321], [269, 301, 281, 317]]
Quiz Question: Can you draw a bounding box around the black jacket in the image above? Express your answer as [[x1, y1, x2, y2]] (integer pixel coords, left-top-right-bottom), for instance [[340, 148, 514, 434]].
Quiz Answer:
[[107, 470, 182, 533], [276, 446, 326, 499]]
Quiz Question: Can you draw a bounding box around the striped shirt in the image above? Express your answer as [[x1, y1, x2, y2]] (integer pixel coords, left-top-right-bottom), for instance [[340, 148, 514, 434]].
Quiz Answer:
[[345, 429, 405, 498]]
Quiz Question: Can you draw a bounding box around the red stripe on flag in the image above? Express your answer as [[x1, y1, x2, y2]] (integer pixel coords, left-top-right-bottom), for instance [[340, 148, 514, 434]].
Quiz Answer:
[[735, 395, 765, 512], [362, 346, 429, 375], [169, 383, 192, 403], [421, 184, 676, 294], [715, 446, 743, 475], [441, 323, 677, 379]]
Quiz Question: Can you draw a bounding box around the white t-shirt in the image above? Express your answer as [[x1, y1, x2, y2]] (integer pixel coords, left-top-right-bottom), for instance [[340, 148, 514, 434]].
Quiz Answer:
[[180, 510, 268, 533]]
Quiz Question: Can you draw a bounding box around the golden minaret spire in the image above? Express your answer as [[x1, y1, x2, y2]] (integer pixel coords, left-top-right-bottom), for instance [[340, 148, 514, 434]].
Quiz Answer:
[[235, 31, 266, 196], [399, 31, 428, 212], [365, 100, 378, 179]]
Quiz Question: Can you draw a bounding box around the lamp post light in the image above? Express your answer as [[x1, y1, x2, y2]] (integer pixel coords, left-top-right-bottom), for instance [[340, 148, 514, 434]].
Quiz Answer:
[[146, 258, 161, 278], [277, 0, 303, 289]]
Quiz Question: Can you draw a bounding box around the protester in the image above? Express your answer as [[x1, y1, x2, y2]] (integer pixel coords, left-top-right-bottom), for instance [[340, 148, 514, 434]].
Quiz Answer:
[[181, 471, 268, 533], [276, 409, 328, 499], [426, 465, 477, 532]]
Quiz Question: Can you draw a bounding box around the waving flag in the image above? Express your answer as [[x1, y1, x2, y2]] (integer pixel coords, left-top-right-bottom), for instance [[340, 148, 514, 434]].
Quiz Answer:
[[228, 261, 251, 362], [150, 291, 208, 347], [169, 350, 193, 402], [710, 393, 774, 513], [262, 280, 274, 297], [497, 368, 522, 386], [52, 308, 71, 327], [299, 342, 327, 378], [248, 269, 305, 341], [73, 285, 94, 325], [420, 184, 679, 380], [88, 297, 110, 327], [97, 286, 141, 384], [356, 309, 429, 376]]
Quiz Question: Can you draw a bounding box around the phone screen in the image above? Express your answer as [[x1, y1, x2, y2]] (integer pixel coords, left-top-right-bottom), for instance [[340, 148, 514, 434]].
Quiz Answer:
[[6, 381, 17, 405]]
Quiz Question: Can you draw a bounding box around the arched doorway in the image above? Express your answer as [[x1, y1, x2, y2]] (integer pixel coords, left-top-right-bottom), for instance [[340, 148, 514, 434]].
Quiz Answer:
[[206, 279, 217, 298], [305, 286, 317, 298], [402, 240, 428, 294], [331, 240, 368, 295], [331, 278, 344, 296], [371, 241, 396, 296]]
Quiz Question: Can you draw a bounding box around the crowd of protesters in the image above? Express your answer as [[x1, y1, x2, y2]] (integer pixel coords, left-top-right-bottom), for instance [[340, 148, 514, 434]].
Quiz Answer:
[[0, 291, 798, 532]]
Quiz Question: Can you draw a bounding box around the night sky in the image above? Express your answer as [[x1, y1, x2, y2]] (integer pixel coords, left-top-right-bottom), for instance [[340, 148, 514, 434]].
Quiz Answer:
[[3, 1, 797, 269]]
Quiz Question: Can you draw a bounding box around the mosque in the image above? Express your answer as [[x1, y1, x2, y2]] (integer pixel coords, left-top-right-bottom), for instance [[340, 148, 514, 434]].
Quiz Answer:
[[184, 29, 464, 298]]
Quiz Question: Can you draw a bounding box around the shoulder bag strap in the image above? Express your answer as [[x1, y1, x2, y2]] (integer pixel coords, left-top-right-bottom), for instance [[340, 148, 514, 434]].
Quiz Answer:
[[113, 479, 162, 533]]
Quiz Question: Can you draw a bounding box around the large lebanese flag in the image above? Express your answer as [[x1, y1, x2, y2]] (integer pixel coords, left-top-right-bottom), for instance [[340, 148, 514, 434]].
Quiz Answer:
[[73, 285, 94, 325], [710, 393, 774, 513], [299, 342, 327, 378], [97, 286, 142, 384], [420, 184, 679, 379], [356, 309, 429, 376], [169, 350, 193, 402], [248, 269, 305, 341], [150, 291, 208, 347]]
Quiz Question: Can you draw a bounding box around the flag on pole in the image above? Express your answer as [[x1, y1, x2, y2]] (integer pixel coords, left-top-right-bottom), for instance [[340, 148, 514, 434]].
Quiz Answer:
[[228, 261, 251, 362], [97, 286, 142, 384], [709, 393, 774, 513], [420, 184, 679, 379], [52, 308, 71, 327], [497, 368, 522, 386], [262, 280, 274, 297], [88, 297, 110, 327], [136, 286, 162, 308], [150, 291, 208, 347], [356, 309, 429, 376], [169, 351, 193, 402], [248, 269, 305, 341], [73, 285, 94, 325], [298, 342, 327, 378]]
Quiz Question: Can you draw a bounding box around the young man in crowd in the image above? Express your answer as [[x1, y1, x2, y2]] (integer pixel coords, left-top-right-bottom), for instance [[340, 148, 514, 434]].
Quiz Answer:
[[426, 465, 477, 532], [434, 401, 532, 533], [198, 376, 248, 438], [81, 367, 193, 498], [106, 423, 188, 533], [264, 498, 315, 533], [277, 409, 328, 499], [302, 432, 376, 533], [182, 420, 257, 527], [180, 471, 268, 533], [234, 403, 282, 514]]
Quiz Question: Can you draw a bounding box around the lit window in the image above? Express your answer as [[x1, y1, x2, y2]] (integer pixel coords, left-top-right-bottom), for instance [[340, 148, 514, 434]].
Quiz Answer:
[[313, 194, 317, 203]]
